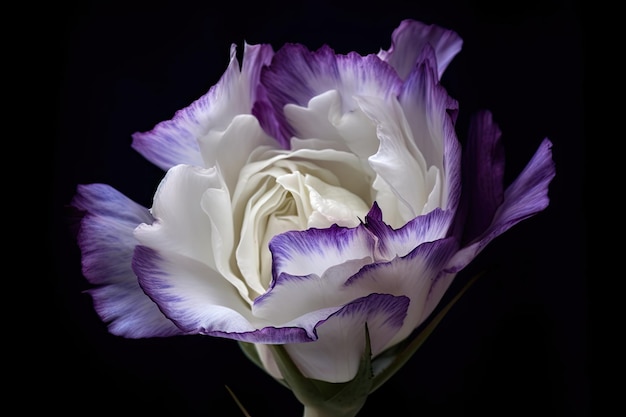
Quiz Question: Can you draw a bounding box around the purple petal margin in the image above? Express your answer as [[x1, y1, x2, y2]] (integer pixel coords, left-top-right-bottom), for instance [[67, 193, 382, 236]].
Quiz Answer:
[[378, 19, 463, 80], [71, 184, 182, 338], [269, 223, 376, 280]]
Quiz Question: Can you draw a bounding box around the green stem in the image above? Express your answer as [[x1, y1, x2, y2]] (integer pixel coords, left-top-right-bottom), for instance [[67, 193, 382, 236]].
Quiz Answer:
[[302, 404, 363, 417]]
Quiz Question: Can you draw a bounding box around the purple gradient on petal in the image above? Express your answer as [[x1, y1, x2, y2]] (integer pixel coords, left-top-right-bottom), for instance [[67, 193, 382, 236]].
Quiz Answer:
[[206, 325, 314, 344], [130, 110, 205, 171], [364, 202, 453, 256], [132, 246, 317, 343], [378, 19, 463, 80], [399, 44, 460, 165], [483, 138, 555, 247], [271, 224, 356, 258], [132, 43, 275, 169], [345, 236, 458, 286], [459, 110, 506, 243], [242, 42, 275, 104], [269, 223, 376, 279], [72, 183, 152, 286], [255, 43, 402, 146], [72, 183, 154, 226], [332, 293, 410, 330], [255, 43, 334, 145], [445, 137, 555, 275], [72, 184, 181, 338], [210, 294, 408, 344], [252, 87, 291, 149], [132, 245, 184, 305]]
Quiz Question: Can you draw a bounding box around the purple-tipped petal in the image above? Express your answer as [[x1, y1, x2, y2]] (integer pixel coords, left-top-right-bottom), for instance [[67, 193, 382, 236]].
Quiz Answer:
[[132, 43, 274, 170], [72, 183, 154, 230], [132, 246, 247, 333], [252, 257, 373, 322], [133, 245, 346, 345], [255, 44, 402, 146], [364, 202, 454, 260], [133, 164, 257, 302], [241, 42, 275, 103], [378, 19, 463, 80], [344, 237, 458, 345], [447, 137, 556, 274], [284, 293, 410, 382], [72, 184, 181, 338], [398, 45, 462, 214], [460, 110, 506, 242], [269, 223, 376, 280]]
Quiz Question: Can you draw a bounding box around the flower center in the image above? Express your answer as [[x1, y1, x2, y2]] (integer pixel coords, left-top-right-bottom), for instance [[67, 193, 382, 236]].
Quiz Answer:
[[232, 151, 371, 296]]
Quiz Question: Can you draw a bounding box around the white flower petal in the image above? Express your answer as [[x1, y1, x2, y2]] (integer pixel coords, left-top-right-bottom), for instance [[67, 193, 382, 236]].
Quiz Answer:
[[285, 89, 379, 159], [359, 95, 431, 225], [284, 293, 410, 382], [199, 114, 278, 192], [252, 258, 373, 323], [134, 164, 254, 304], [132, 245, 257, 333], [344, 237, 458, 346], [131, 43, 274, 171]]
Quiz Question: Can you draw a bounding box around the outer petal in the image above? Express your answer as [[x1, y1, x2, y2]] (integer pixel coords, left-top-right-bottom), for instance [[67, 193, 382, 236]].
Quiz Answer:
[[133, 164, 257, 303], [345, 237, 459, 346], [377, 19, 463, 80], [398, 44, 462, 214], [258, 203, 458, 351], [458, 110, 506, 242], [132, 245, 317, 343], [448, 116, 556, 274], [252, 259, 374, 323], [358, 94, 431, 225], [254, 44, 402, 146], [423, 121, 555, 325], [459, 137, 555, 266], [71, 184, 181, 338], [285, 293, 410, 383], [363, 202, 454, 261], [131, 43, 274, 170], [268, 223, 376, 280], [131, 244, 409, 357], [285, 90, 380, 160]]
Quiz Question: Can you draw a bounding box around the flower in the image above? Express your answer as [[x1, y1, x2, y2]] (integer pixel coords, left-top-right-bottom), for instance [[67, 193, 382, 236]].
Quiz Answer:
[[71, 18, 555, 415]]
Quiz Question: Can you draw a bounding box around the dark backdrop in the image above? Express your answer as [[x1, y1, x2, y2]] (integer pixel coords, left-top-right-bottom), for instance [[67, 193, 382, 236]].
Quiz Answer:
[[48, 1, 586, 415]]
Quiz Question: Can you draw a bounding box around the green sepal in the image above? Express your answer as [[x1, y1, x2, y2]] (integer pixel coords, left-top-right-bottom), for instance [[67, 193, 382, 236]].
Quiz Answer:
[[369, 272, 482, 393], [238, 341, 291, 389], [269, 325, 375, 417], [238, 340, 263, 369]]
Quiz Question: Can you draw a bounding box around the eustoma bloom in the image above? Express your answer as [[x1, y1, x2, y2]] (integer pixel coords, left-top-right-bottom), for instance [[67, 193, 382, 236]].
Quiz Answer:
[[72, 19, 555, 416]]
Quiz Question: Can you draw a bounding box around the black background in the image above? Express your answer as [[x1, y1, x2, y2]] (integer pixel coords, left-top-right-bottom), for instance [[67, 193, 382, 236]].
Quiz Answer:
[[47, 0, 586, 415]]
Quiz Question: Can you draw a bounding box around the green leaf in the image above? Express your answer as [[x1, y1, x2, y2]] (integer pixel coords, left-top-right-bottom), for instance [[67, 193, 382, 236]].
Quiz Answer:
[[370, 272, 482, 393]]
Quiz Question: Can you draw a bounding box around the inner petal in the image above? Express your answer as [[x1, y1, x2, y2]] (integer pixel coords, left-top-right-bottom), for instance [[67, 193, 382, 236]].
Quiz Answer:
[[232, 149, 375, 296], [304, 175, 370, 228]]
